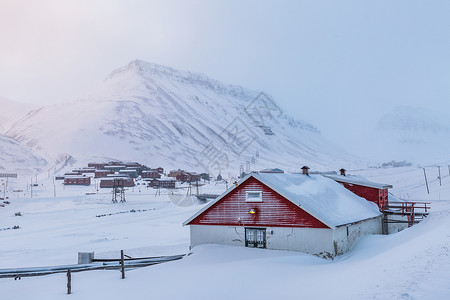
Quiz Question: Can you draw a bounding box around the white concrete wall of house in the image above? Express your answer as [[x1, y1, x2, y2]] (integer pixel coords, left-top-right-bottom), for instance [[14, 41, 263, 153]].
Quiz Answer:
[[190, 225, 334, 258], [190, 225, 245, 248], [332, 216, 383, 256], [266, 227, 333, 258]]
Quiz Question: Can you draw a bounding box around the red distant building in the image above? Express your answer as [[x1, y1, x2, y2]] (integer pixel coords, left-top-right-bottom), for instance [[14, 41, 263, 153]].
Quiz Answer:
[[64, 172, 81, 176], [64, 176, 91, 186], [147, 178, 176, 189], [88, 163, 106, 169], [176, 172, 201, 182], [95, 170, 114, 178], [124, 162, 141, 168], [168, 169, 185, 178], [100, 178, 135, 188], [142, 170, 161, 179]]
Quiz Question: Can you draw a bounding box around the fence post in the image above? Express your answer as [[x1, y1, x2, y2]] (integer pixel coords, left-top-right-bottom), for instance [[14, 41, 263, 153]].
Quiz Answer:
[[121, 250, 125, 279], [67, 269, 71, 294]]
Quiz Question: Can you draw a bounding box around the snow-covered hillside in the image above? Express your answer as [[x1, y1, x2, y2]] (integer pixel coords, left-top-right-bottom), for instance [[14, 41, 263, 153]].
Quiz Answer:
[[5, 60, 362, 175], [0, 96, 32, 133], [0, 134, 47, 174], [362, 106, 450, 164]]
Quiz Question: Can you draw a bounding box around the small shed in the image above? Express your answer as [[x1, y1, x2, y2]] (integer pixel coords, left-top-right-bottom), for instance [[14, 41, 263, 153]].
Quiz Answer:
[[183, 173, 382, 258]]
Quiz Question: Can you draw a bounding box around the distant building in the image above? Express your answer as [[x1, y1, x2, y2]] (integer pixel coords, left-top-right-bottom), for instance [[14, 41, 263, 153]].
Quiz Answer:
[[119, 169, 138, 178], [88, 162, 106, 169], [168, 169, 185, 178], [64, 172, 81, 176], [104, 165, 127, 172], [64, 176, 91, 186], [94, 170, 114, 178], [142, 170, 161, 179], [100, 177, 135, 188], [176, 172, 201, 183], [147, 178, 176, 189]]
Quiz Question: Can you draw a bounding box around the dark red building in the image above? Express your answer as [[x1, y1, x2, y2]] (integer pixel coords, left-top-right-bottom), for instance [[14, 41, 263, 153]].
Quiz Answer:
[[147, 178, 176, 189], [64, 176, 91, 186], [95, 170, 114, 178], [176, 172, 202, 183], [100, 178, 135, 188], [142, 170, 161, 179]]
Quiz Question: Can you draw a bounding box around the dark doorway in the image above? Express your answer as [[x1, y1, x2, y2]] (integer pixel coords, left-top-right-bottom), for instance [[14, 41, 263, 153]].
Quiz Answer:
[[245, 228, 266, 248]]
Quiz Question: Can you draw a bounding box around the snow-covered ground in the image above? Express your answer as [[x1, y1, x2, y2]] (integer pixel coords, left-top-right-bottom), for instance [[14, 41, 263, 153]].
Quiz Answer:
[[1, 165, 450, 299]]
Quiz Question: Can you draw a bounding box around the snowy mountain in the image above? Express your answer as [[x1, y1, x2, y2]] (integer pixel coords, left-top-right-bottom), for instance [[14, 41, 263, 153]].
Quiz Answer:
[[5, 60, 362, 174], [0, 133, 47, 174], [0, 97, 46, 173], [0, 96, 32, 133], [364, 106, 450, 163]]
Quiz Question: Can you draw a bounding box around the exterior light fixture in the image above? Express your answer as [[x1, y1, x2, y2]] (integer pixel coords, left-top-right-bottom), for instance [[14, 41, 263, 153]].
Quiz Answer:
[[249, 209, 256, 214]]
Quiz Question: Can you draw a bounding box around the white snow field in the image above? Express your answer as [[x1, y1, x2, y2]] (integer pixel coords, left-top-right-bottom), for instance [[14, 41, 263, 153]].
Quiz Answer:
[[1, 165, 450, 299]]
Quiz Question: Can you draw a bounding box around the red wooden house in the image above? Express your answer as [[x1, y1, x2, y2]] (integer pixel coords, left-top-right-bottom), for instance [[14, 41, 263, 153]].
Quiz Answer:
[[184, 172, 382, 258]]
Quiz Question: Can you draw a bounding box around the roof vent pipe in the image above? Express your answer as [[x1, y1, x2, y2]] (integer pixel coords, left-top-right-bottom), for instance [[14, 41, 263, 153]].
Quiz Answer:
[[340, 168, 346, 176], [301, 166, 310, 176]]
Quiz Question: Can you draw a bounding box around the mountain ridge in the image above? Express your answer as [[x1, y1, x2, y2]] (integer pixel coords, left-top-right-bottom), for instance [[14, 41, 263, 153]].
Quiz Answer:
[[4, 60, 362, 175]]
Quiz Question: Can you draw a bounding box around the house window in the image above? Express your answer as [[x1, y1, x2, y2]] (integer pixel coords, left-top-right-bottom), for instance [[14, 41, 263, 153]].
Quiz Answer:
[[246, 191, 262, 202]]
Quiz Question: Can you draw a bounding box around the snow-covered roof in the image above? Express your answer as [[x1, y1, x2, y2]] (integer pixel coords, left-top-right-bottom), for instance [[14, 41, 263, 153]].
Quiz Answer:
[[184, 173, 382, 228], [260, 168, 284, 173], [322, 174, 393, 189], [64, 175, 88, 179]]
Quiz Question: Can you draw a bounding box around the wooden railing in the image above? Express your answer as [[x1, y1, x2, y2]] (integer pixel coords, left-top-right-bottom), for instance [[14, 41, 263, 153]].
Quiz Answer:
[[382, 201, 431, 227]]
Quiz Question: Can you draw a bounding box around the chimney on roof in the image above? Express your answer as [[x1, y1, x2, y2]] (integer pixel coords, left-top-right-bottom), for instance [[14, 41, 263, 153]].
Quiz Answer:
[[340, 168, 346, 176], [301, 166, 310, 176]]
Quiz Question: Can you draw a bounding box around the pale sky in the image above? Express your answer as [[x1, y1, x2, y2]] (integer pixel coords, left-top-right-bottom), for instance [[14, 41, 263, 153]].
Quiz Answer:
[[1, 0, 449, 148]]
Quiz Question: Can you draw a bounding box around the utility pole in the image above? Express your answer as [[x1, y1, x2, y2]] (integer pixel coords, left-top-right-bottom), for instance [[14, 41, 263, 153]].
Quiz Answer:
[[196, 180, 199, 196], [438, 166, 442, 186], [423, 168, 430, 194]]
